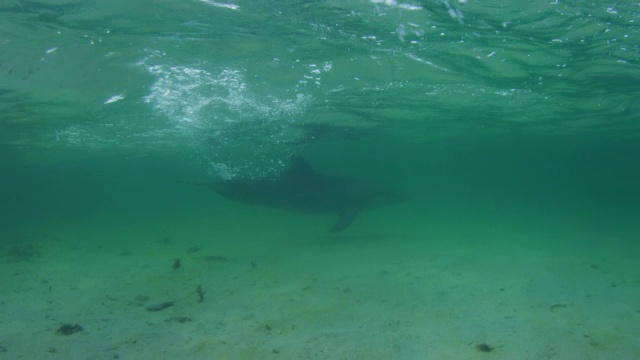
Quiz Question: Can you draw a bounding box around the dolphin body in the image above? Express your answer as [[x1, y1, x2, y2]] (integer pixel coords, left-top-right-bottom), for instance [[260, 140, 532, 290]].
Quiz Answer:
[[184, 156, 403, 232]]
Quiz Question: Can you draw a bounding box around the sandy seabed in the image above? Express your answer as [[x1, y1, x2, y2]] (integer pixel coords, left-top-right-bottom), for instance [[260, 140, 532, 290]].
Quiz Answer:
[[1, 204, 639, 360]]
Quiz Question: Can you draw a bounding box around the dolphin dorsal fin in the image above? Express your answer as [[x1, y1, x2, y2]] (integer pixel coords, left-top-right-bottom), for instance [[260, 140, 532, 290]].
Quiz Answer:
[[287, 155, 317, 181]]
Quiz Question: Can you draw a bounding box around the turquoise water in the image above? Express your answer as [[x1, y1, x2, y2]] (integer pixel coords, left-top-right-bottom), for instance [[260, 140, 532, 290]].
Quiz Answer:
[[1, 1, 639, 359]]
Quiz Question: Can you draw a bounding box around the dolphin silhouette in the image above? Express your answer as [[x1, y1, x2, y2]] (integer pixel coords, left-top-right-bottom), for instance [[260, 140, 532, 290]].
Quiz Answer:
[[182, 156, 404, 232]]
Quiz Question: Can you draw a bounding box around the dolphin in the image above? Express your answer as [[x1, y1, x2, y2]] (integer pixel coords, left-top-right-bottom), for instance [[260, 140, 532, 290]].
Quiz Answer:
[[181, 155, 404, 232]]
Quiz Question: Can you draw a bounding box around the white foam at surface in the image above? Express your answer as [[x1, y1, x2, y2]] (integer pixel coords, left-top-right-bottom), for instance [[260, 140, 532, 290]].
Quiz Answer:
[[104, 94, 126, 104], [405, 53, 450, 72], [198, 0, 239, 10], [370, 0, 422, 11], [141, 54, 312, 131]]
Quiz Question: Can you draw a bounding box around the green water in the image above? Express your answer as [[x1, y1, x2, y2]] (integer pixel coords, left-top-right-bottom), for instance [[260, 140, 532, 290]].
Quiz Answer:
[[1, 1, 639, 359]]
